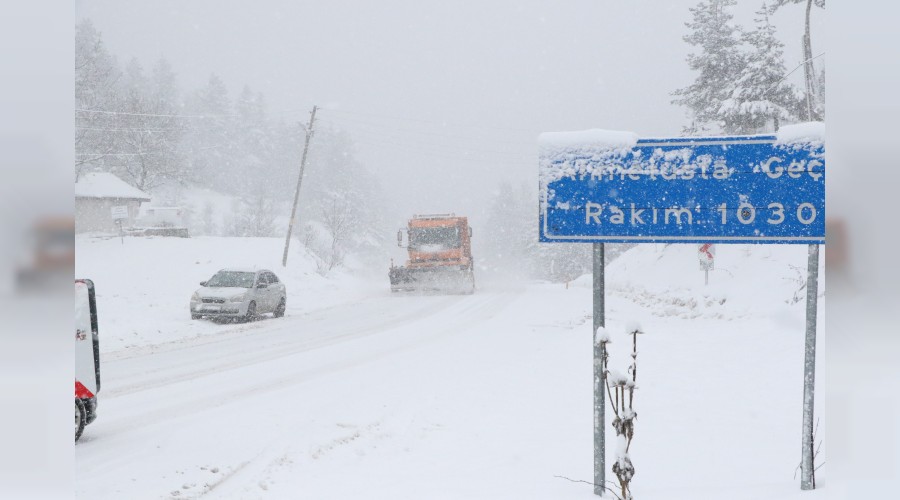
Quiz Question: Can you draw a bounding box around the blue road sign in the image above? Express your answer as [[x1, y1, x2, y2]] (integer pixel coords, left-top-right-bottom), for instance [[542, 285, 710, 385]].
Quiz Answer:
[[539, 134, 825, 244]]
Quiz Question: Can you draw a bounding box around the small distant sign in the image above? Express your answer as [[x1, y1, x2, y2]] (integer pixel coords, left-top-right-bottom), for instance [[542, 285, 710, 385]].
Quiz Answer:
[[699, 243, 715, 271], [111, 206, 128, 221]]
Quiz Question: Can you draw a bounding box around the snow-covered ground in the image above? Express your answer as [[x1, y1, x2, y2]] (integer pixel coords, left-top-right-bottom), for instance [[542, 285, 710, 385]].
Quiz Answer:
[[75, 238, 825, 499], [75, 234, 379, 354]]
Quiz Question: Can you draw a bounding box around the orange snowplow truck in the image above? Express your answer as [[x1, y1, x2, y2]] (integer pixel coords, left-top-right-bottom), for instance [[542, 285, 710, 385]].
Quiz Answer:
[[390, 214, 475, 294]]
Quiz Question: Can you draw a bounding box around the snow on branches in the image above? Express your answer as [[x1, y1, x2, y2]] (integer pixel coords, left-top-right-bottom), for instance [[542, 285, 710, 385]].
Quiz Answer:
[[673, 0, 824, 134], [599, 322, 645, 500]]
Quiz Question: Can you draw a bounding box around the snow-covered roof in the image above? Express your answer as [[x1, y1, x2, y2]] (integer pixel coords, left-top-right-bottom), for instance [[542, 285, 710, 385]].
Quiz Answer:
[[75, 172, 151, 201]]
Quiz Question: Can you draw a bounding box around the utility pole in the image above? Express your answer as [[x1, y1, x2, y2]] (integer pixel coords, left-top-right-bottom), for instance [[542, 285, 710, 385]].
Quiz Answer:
[[802, 0, 817, 121], [282, 105, 318, 267]]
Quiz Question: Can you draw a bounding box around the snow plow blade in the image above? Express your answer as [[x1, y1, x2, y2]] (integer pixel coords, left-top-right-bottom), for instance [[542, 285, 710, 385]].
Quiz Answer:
[[389, 266, 475, 294]]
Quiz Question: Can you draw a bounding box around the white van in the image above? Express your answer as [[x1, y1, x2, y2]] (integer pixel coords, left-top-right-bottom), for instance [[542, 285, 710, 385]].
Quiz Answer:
[[75, 279, 100, 442]]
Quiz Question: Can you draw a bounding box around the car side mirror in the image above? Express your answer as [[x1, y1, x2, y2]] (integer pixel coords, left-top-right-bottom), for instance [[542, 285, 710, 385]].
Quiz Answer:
[[257, 283, 268, 289], [469, 226, 473, 238], [200, 281, 207, 286]]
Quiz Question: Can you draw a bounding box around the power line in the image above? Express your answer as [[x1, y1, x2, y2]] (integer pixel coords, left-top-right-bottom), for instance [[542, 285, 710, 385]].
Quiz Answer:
[[76, 143, 227, 156], [76, 151, 167, 157], [75, 107, 236, 119], [76, 126, 188, 133], [762, 52, 826, 98]]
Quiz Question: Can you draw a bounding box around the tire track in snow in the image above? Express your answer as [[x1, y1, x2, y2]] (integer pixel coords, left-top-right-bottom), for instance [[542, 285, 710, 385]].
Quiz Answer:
[[82, 291, 518, 441], [101, 294, 463, 398]]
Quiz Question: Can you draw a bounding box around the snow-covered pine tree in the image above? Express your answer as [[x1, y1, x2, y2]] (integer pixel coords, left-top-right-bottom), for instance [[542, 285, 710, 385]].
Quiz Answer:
[[483, 181, 592, 283], [231, 86, 278, 237], [672, 0, 746, 135], [815, 65, 825, 117], [184, 73, 235, 192], [148, 57, 188, 182], [719, 3, 797, 133]]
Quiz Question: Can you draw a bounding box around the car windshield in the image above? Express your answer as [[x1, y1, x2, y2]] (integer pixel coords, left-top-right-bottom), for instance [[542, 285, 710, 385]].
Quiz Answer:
[[206, 271, 255, 288], [409, 226, 460, 251]]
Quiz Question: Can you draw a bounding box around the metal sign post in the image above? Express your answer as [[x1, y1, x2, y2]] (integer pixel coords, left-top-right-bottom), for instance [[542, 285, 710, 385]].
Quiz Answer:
[[592, 242, 605, 496], [111, 205, 128, 245], [538, 128, 825, 495], [800, 243, 820, 489]]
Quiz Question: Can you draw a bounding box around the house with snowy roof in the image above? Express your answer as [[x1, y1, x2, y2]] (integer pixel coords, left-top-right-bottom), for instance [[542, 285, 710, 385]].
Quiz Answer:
[[75, 172, 151, 233]]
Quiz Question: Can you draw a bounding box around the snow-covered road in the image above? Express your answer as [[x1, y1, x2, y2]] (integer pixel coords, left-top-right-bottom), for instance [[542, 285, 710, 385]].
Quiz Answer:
[[76, 289, 530, 499], [75, 239, 824, 499], [76, 280, 821, 500]]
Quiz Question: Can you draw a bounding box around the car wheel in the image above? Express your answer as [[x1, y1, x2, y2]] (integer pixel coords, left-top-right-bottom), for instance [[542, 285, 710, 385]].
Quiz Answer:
[[191, 313, 201, 320], [244, 301, 257, 322], [273, 298, 286, 318], [75, 399, 86, 442]]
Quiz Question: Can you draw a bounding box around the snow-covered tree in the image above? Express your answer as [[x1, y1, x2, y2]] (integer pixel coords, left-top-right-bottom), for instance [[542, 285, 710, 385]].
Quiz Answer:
[[200, 201, 218, 236], [482, 182, 535, 276], [719, 4, 797, 133], [672, 0, 747, 134], [109, 57, 187, 191], [483, 182, 593, 283], [75, 19, 120, 179], [232, 86, 272, 192], [72, 18, 390, 266], [769, 0, 825, 120], [183, 73, 235, 191], [300, 127, 386, 263]]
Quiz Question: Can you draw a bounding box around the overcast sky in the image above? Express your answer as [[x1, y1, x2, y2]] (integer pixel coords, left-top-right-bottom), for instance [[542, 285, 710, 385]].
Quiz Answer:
[[74, 0, 823, 227]]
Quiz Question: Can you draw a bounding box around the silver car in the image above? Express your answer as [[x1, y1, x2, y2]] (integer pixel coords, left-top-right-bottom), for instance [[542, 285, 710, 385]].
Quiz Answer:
[[190, 268, 286, 321]]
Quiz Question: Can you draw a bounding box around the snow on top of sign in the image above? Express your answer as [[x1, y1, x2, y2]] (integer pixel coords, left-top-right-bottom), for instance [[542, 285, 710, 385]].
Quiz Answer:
[[75, 172, 151, 201], [538, 129, 638, 205], [775, 121, 825, 146]]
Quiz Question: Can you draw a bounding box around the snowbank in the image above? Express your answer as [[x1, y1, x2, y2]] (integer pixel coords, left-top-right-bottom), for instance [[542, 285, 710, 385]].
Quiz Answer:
[[75, 235, 377, 353], [572, 243, 820, 320]]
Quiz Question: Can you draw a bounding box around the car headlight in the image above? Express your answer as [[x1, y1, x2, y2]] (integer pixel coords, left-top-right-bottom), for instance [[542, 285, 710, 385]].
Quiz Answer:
[[191, 291, 200, 301], [229, 293, 246, 302]]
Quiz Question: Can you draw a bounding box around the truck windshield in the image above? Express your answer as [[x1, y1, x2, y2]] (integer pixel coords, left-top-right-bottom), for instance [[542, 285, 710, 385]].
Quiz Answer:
[[206, 271, 255, 288], [409, 226, 460, 251]]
